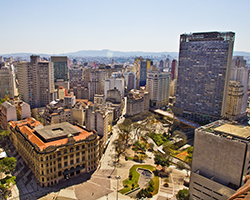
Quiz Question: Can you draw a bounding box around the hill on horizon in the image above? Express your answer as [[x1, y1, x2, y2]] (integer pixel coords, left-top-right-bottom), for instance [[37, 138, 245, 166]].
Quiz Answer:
[[1, 49, 250, 59]]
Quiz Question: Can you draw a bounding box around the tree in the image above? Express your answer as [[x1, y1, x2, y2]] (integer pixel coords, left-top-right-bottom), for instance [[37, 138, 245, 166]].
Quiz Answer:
[[0, 157, 17, 199], [154, 154, 170, 167], [176, 189, 189, 200], [113, 139, 126, 162], [132, 141, 146, 154]]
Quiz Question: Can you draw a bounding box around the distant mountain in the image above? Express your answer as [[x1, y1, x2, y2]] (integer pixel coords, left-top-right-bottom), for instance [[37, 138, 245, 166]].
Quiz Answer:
[[1, 50, 250, 58], [63, 49, 179, 58]]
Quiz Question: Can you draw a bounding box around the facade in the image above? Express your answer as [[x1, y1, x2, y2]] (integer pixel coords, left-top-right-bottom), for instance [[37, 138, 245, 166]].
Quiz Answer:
[[190, 120, 250, 200], [85, 105, 109, 146], [0, 62, 17, 99], [231, 56, 249, 115], [171, 59, 177, 80], [104, 77, 125, 100], [225, 81, 244, 121], [174, 31, 235, 124], [106, 88, 122, 104], [123, 71, 136, 91], [69, 66, 84, 87], [17, 55, 57, 108], [94, 94, 105, 105], [51, 56, 69, 90], [139, 59, 152, 87], [8, 118, 100, 187], [147, 71, 171, 108], [126, 88, 149, 116], [0, 100, 31, 129]]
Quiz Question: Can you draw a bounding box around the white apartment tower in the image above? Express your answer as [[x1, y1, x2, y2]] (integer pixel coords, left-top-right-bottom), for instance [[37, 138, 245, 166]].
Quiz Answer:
[[147, 71, 171, 108]]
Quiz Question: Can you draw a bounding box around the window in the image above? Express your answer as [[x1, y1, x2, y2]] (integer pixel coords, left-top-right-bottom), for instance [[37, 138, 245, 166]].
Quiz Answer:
[[58, 164, 62, 169], [76, 146, 79, 151], [41, 164, 43, 168], [46, 156, 48, 161], [70, 147, 74, 152], [53, 154, 55, 159], [58, 158, 61, 162], [82, 151, 85, 154], [70, 154, 74, 158], [42, 177, 44, 182], [64, 149, 67, 154], [41, 157, 43, 161], [64, 162, 68, 167], [76, 158, 79, 163], [50, 155, 52, 160], [57, 151, 61, 156], [70, 160, 74, 165], [64, 156, 68, 160], [58, 171, 62, 176], [82, 157, 85, 161], [76, 152, 79, 156], [82, 145, 85, 149]]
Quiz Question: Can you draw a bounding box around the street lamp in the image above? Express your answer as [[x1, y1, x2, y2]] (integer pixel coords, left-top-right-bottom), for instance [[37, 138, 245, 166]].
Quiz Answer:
[[115, 175, 120, 200]]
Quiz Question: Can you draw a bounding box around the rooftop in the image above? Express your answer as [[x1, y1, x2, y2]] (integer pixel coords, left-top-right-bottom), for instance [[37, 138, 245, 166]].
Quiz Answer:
[[214, 124, 250, 140], [9, 118, 95, 151], [198, 120, 250, 141], [34, 122, 82, 141]]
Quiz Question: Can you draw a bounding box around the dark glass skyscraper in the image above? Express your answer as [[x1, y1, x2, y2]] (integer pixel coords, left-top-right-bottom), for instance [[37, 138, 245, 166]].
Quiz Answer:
[[173, 31, 235, 124], [51, 56, 69, 82]]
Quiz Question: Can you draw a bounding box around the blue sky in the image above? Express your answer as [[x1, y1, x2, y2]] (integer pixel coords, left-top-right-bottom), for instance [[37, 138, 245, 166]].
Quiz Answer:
[[1, 0, 249, 54]]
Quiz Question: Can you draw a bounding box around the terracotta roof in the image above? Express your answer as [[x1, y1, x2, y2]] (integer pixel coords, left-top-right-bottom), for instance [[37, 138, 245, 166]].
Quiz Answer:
[[9, 118, 95, 151]]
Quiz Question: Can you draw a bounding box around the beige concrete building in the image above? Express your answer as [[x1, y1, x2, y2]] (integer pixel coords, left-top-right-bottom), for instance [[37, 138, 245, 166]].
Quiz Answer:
[[126, 88, 149, 117], [225, 81, 244, 121], [0, 100, 31, 129], [94, 94, 105, 105], [0, 62, 18, 99], [106, 88, 122, 104], [190, 120, 250, 200], [147, 71, 171, 108], [17, 55, 57, 108], [43, 101, 73, 125], [8, 118, 100, 187]]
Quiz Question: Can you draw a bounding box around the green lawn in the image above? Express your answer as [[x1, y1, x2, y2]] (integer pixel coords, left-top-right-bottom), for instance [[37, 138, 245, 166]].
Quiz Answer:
[[119, 164, 159, 196]]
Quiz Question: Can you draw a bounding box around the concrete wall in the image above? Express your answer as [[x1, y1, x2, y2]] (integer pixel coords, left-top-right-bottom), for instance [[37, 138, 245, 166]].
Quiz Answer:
[[192, 129, 246, 187], [190, 172, 235, 200]]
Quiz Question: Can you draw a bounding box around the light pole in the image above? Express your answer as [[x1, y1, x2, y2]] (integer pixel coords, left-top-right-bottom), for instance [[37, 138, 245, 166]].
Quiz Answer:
[[115, 175, 120, 200]]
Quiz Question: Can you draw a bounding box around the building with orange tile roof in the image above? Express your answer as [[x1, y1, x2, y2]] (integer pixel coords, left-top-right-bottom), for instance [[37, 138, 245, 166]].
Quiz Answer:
[[8, 117, 100, 187]]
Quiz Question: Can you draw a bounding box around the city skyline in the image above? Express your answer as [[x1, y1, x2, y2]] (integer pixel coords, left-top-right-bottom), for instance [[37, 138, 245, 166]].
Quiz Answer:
[[1, 0, 250, 55]]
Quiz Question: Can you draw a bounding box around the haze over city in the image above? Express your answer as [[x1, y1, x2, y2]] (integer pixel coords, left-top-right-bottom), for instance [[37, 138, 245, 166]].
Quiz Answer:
[[1, 0, 250, 54]]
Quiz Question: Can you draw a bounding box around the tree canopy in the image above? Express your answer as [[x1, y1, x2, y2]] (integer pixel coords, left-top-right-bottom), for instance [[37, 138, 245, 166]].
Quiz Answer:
[[176, 189, 189, 200]]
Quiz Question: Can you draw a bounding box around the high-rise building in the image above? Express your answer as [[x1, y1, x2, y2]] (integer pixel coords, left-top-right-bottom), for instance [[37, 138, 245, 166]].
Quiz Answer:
[[126, 88, 149, 117], [0, 62, 17, 99], [104, 77, 124, 100], [17, 55, 57, 108], [51, 56, 69, 90], [231, 56, 249, 115], [147, 71, 171, 108], [225, 81, 244, 121], [189, 120, 250, 200], [171, 59, 177, 80], [173, 31, 235, 124], [123, 71, 136, 91]]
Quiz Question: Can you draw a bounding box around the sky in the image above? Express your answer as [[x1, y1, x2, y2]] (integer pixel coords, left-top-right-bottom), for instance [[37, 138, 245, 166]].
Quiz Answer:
[[1, 0, 250, 54]]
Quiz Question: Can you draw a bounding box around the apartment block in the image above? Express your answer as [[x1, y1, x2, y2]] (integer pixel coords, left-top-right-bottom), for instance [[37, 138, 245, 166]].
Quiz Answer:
[[174, 31, 235, 124]]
